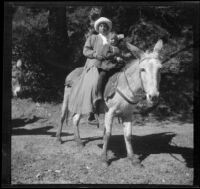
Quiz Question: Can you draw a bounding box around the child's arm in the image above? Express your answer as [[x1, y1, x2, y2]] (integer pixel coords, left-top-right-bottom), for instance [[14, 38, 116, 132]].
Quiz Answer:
[[103, 45, 120, 60]]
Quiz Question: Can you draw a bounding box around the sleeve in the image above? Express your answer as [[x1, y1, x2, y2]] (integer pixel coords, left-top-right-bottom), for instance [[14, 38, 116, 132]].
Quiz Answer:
[[83, 35, 97, 59], [104, 46, 120, 59]]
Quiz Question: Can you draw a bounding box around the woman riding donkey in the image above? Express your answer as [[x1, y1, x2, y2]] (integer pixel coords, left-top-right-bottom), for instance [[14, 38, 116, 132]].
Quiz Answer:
[[68, 17, 126, 125]]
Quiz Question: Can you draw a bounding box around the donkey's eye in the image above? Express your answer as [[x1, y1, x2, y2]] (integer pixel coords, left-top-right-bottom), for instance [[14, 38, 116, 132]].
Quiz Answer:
[[140, 68, 145, 72]]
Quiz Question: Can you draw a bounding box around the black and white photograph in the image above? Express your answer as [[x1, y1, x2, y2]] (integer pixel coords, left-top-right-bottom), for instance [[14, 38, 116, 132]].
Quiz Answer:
[[3, 1, 199, 187]]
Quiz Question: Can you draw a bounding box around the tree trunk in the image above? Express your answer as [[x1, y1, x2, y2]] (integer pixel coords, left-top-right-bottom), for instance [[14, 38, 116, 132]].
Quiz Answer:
[[47, 7, 69, 68]]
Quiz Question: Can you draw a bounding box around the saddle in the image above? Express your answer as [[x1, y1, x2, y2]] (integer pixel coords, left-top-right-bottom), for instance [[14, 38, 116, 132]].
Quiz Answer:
[[104, 71, 120, 101]]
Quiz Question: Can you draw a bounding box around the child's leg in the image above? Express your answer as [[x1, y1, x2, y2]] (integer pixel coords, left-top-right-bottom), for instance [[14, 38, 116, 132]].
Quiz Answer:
[[96, 69, 108, 101], [88, 69, 107, 124]]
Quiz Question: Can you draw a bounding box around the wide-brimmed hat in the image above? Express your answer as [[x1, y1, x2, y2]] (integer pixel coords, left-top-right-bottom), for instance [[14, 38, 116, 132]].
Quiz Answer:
[[94, 17, 112, 33]]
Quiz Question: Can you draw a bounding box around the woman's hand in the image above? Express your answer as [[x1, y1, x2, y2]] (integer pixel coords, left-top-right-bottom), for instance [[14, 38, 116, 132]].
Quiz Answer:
[[96, 55, 104, 61], [93, 52, 104, 60]]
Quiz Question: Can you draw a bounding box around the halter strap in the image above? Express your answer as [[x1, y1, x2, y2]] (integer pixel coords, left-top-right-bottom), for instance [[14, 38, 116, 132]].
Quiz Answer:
[[116, 69, 146, 105], [139, 57, 160, 64], [116, 88, 140, 104]]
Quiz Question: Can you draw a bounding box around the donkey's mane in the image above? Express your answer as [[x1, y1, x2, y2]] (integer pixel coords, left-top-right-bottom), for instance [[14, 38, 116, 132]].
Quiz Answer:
[[122, 51, 162, 73], [122, 58, 139, 73]]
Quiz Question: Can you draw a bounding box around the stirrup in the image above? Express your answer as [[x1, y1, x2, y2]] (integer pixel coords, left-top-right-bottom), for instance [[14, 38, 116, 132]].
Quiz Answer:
[[88, 114, 99, 127], [88, 119, 99, 125]]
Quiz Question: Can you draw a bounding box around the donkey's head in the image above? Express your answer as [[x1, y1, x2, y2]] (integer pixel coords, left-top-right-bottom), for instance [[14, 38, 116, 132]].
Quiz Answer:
[[126, 40, 163, 105]]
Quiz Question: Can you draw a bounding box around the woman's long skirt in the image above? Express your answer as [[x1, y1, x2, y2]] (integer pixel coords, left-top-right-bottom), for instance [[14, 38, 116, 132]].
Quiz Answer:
[[68, 66, 99, 115]]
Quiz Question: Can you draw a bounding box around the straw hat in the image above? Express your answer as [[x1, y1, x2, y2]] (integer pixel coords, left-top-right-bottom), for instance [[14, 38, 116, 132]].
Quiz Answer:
[[94, 17, 112, 33]]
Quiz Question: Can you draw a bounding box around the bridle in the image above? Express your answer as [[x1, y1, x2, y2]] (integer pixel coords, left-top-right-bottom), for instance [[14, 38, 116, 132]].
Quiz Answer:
[[116, 57, 160, 105]]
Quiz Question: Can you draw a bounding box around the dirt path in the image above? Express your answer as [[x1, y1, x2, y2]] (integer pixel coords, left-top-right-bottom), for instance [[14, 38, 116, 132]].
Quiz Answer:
[[11, 99, 194, 185]]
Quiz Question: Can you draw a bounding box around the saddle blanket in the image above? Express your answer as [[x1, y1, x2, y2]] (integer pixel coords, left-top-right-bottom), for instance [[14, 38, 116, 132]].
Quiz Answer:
[[104, 72, 120, 101]]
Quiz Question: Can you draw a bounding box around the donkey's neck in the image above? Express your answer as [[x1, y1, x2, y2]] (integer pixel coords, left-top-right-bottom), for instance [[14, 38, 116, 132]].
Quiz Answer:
[[123, 59, 142, 92]]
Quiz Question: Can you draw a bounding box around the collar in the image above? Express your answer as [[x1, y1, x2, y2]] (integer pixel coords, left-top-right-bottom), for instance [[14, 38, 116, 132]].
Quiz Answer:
[[99, 33, 109, 45]]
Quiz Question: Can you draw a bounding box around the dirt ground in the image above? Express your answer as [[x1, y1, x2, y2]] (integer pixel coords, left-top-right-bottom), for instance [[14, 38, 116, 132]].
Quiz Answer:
[[11, 98, 194, 185]]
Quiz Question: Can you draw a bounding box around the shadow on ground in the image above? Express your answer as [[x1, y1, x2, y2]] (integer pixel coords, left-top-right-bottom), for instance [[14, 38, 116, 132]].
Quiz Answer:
[[12, 116, 43, 128], [12, 126, 73, 138], [58, 136, 103, 145], [12, 116, 73, 137], [97, 132, 193, 168]]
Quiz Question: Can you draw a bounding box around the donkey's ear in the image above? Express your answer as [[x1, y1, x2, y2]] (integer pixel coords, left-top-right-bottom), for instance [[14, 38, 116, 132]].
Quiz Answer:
[[153, 39, 163, 53], [126, 42, 144, 59]]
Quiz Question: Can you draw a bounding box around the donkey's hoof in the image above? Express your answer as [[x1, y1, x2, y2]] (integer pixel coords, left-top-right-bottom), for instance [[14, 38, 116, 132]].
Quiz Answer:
[[100, 158, 109, 167], [127, 156, 143, 168], [77, 142, 84, 148], [102, 160, 109, 168], [131, 161, 144, 168], [75, 140, 84, 148], [100, 155, 109, 167], [56, 137, 62, 144]]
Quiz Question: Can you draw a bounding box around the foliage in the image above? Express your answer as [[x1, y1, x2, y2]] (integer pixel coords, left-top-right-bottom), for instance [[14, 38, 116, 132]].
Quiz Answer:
[[11, 4, 197, 119], [12, 7, 64, 102]]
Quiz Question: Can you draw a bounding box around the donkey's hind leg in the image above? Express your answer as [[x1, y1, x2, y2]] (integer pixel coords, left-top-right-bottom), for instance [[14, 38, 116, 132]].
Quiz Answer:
[[56, 86, 69, 143], [72, 114, 83, 147], [123, 120, 142, 167]]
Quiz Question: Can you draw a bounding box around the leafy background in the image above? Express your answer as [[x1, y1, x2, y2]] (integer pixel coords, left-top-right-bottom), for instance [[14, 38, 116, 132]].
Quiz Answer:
[[11, 4, 199, 122]]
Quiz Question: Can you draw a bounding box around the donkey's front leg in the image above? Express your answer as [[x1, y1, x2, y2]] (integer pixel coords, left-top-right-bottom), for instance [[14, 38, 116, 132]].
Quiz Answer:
[[101, 109, 114, 166], [123, 121, 142, 167], [72, 114, 83, 147]]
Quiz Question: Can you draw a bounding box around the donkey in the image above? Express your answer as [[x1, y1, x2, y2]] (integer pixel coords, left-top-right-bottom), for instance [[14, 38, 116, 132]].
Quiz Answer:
[[12, 59, 23, 97], [56, 40, 163, 166]]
